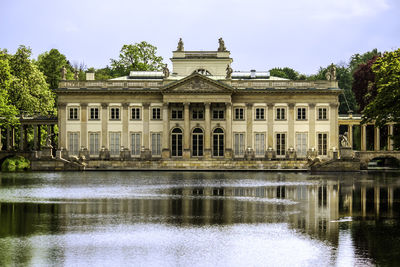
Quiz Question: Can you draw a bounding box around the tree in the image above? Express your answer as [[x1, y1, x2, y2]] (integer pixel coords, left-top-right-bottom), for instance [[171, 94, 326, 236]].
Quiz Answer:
[[349, 48, 381, 74], [0, 50, 19, 127], [269, 67, 300, 80], [36, 49, 70, 89], [110, 41, 164, 76], [7, 46, 55, 115]]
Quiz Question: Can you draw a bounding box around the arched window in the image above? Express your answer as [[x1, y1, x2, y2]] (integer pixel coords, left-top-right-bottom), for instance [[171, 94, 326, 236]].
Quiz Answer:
[[195, 69, 212, 76], [192, 128, 204, 157], [171, 128, 183, 157], [213, 128, 224, 157]]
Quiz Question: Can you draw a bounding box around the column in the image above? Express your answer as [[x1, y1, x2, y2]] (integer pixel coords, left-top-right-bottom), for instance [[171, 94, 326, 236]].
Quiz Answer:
[[37, 125, 41, 150], [348, 124, 353, 148], [19, 125, 24, 151], [204, 103, 211, 158], [33, 125, 38, 150], [288, 103, 295, 149], [58, 103, 67, 149], [267, 103, 274, 149], [388, 124, 394, 151], [81, 103, 88, 149], [142, 103, 150, 151], [162, 103, 170, 158], [361, 124, 367, 151], [374, 127, 380, 151], [329, 103, 339, 149], [122, 103, 129, 149], [225, 102, 232, 158], [246, 103, 253, 149], [309, 103, 316, 149], [101, 103, 108, 148], [183, 102, 190, 159], [6, 127, 11, 150]]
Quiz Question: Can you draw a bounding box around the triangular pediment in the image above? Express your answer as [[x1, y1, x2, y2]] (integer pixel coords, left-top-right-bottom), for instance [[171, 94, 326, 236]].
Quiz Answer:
[[161, 72, 233, 94]]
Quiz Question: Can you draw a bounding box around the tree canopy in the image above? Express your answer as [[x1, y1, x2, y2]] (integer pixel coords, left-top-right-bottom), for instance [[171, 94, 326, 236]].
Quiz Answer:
[[36, 48, 70, 89], [269, 67, 304, 80], [0, 50, 19, 127]]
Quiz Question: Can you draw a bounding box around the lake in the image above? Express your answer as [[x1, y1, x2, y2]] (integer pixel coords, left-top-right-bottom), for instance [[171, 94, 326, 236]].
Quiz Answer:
[[0, 171, 399, 266]]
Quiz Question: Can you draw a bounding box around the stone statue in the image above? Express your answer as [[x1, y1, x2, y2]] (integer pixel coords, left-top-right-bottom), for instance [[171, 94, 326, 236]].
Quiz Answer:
[[226, 64, 233, 79], [46, 133, 53, 147], [218, 38, 227, 52], [61, 66, 67, 80], [74, 70, 79, 81], [325, 63, 337, 81], [163, 64, 170, 78], [340, 132, 350, 148], [177, 38, 184, 51]]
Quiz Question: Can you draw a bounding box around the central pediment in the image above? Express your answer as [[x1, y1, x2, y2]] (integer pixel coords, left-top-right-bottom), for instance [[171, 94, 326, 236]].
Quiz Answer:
[[161, 73, 233, 94]]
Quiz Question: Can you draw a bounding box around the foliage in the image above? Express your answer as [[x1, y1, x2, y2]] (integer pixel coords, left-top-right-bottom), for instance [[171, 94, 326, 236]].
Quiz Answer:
[[36, 49, 70, 89], [110, 41, 164, 76], [349, 48, 381, 74], [1, 156, 30, 171], [269, 67, 301, 80], [362, 49, 400, 129], [0, 50, 19, 127]]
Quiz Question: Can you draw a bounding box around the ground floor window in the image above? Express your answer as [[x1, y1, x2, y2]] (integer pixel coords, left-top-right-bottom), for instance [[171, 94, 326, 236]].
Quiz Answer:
[[318, 133, 328, 155], [234, 133, 245, 156], [192, 128, 204, 157], [171, 128, 183, 157], [255, 133, 265, 156], [296, 133, 308, 158], [109, 132, 121, 155], [276, 133, 286, 156], [152, 133, 161, 156], [89, 132, 100, 155], [131, 132, 141, 156], [213, 128, 224, 157], [68, 132, 79, 155]]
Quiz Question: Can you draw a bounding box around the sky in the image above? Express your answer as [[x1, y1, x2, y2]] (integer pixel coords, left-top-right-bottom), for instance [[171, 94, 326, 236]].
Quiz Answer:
[[1, 0, 399, 75]]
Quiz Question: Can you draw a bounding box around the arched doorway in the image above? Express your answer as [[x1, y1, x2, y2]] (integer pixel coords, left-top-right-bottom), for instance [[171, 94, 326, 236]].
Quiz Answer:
[[213, 128, 224, 157], [171, 128, 183, 157], [192, 128, 204, 157]]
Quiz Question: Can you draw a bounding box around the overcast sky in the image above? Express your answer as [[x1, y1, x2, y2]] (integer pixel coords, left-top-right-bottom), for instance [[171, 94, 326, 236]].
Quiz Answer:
[[1, 0, 399, 74]]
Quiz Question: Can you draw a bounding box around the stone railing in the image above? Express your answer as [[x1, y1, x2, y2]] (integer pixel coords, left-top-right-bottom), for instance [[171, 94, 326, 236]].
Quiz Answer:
[[230, 80, 339, 90], [59, 80, 164, 89]]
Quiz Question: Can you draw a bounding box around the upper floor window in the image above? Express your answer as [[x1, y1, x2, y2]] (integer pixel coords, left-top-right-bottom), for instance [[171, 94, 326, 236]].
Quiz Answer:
[[234, 107, 244, 120], [192, 108, 204, 119], [276, 107, 286, 120], [131, 107, 141, 120], [110, 107, 120, 120], [212, 108, 225, 120], [318, 107, 328, 120], [152, 107, 161, 120], [89, 107, 99, 120], [255, 108, 265, 120], [68, 107, 79, 120], [297, 107, 307, 120], [171, 108, 183, 120]]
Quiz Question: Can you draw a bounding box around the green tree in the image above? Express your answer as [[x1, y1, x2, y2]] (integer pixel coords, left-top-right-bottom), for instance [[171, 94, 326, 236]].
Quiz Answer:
[[0, 50, 19, 127], [349, 48, 381, 74], [7, 46, 55, 115], [36, 49, 69, 89], [110, 41, 164, 76], [269, 67, 300, 80]]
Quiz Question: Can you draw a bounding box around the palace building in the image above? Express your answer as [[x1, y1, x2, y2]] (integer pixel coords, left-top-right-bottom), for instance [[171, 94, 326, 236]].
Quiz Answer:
[[56, 39, 341, 162]]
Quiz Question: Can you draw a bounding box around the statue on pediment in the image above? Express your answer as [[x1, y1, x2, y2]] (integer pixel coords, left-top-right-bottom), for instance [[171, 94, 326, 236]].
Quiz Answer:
[[61, 66, 67, 80], [226, 64, 233, 79], [177, 38, 184, 51], [218, 38, 227, 52], [325, 63, 337, 81], [163, 64, 170, 78]]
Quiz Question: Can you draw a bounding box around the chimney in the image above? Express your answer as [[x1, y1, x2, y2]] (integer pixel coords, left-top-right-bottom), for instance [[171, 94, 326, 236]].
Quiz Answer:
[[86, 72, 95, 80], [250, 69, 256, 78]]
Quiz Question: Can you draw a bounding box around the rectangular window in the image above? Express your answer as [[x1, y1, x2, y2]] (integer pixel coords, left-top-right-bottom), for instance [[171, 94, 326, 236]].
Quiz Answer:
[[255, 108, 265, 120], [152, 107, 161, 120], [318, 108, 328, 120], [109, 132, 121, 155], [276, 107, 286, 120], [68, 132, 79, 155], [276, 133, 286, 156], [212, 109, 225, 119], [296, 133, 308, 158], [297, 107, 307, 120], [68, 107, 79, 120], [255, 133, 265, 156], [318, 133, 328, 155], [234, 133, 245, 156], [234, 107, 244, 120], [89, 107, 99, 120], [131, 107, 141, 120], [151, 133, 161, 155], [110, 107, 120, 120], [192, 108, 204, 119], [171, 109, 183, 120], [131, 132, 141, 156], [89, 132, 100, 155]]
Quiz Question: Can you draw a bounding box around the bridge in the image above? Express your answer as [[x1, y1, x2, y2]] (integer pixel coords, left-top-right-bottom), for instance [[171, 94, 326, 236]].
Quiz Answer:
[[357, 151, 400, 169]]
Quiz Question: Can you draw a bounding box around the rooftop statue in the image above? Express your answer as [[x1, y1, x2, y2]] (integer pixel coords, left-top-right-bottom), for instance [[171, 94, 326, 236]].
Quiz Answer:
[[226, 64, 233, 79], [218, 38, 227, 52], [163, 64, 170, 78], [177, 38, 184, 51], [325, 63, 337, 81], [61, 66, 67, 80]]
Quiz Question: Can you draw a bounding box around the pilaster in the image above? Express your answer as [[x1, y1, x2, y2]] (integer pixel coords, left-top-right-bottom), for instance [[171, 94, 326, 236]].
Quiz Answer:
[[122, 103, 129, 149], [225, 102, 232, 158], [308, 103, 315, 149], [288, 103, 295, 149], [246, 103, 253, 149], [80, 103, 88, 148], [162, 103, 170, 158], [58, 103, 67, 149], [330, 103, 339, 149], [204, 102, 211, 158], [183, 102, 190, 159], [101, 103, 108, 148], [267, 103, 274, 149], [142, 103, 150, 150]]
